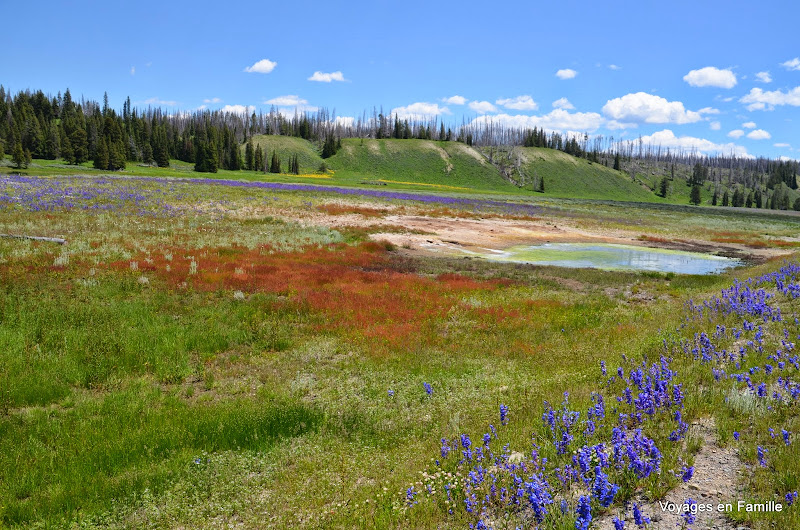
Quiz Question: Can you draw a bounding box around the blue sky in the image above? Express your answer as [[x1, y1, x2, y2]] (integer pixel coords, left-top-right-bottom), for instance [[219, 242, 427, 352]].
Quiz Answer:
[[5, 0, 799, 159]]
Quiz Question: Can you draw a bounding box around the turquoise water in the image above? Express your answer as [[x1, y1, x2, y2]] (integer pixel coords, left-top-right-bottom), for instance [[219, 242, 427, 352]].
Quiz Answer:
[[484, 242, 740, 275]]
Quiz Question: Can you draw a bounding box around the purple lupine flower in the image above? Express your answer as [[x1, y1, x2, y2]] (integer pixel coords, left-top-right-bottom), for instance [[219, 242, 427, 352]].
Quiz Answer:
[[575, 495, 592, 530], [423, 382, 433, 395], [681, 465, 694, 482], [682, 498, 697, 525], [757, 446, 768, 467], [500, 404, 509, 426], [632, 503, 650, 527]]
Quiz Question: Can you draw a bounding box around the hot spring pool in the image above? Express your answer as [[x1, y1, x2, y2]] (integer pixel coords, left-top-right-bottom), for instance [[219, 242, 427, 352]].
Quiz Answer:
[[484, 242, 740, 275]]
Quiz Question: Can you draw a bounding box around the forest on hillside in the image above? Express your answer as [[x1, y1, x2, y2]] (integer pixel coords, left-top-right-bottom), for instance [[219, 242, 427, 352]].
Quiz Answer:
[[2, 86, 797, 209]]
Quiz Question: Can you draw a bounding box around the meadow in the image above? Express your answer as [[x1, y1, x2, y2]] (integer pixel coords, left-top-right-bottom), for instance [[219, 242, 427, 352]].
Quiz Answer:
[[2, 172, 800, 529]]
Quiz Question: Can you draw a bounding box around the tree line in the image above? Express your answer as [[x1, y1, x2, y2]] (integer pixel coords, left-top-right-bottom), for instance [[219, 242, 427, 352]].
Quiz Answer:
[[0, 86, 796, 200]]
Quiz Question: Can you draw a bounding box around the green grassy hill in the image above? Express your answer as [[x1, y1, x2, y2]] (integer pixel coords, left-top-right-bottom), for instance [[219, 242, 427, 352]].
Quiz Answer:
[[249, 135, 324, 173], [518, 147, 661, 202], [326, 138, 517, 192]]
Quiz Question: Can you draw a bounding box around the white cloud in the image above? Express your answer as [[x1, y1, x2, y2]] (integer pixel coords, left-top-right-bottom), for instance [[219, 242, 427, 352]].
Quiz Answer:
[[471, 109, 604, 133], [774, 143, 790, 148], [602, 92, 701, 124], [728, 129, 744, 138], [746, 129, 771, 140], [197, 105, 207, 110], [756, 71, 772, 83], [390, 102, 450, 119], [203, 97, 222, 104], [697, 107, 720, 115], [220, 104, 255, 115], [742, 121, 756, 128], [443, 95, 467, 105], [683, 66, 737, 88], [780, 156, 799, 162], [468, 100, 498, 114], [721, 96, 734, 102], [740, 87, 800, 111], [130, 66, 135, 76], [608, 64, 621, 70], [605, 120, 638, 130], [308, 71, 346, 82], [781, 58, 800, 71], [556, 68, 577, 80], [265, 95, 308, 106], [496, 95, 538, 111], [710, 121, 721, 130], [552, 97, 575, 110], [244, 58, 277, 74], [637, 129, 750, 157], [143, 97, 177, 106], [333, 116, 355, 128]]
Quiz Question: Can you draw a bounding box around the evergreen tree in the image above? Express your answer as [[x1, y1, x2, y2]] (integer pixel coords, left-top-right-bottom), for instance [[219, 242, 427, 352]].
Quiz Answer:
[[60, 134, 73, 164], [731, 188, 741, 207], [755, 189, 763, 208], [93, 138, 109, 169], [108, 140, 126, 170], [228, 142, 241, 170], [440, 123, 446, 141], [0, 139, 4, 161], [254, 144, 264, 172], [794, 197, 800, 211], [204, 139, 219, 173], [70, 128, 88, 164], [613, 152, 620, 171], [658, 177, 669, 197], [538, 176, 544, 193], [245, 139, 255, 171], [745, 191, 753, 208], [722, 190, 729, 206], [12, 141, 27, 169], [270, 151, 281, 173], [141, 141, 153, 165], [689, 184, 701, 205], [712, 189, 718, 205]]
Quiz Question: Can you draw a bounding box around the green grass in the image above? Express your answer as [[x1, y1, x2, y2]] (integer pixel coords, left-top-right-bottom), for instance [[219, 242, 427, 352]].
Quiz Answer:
[[248, 134, 325, 174], [518, 147, 663, 201], [326, 138, 518, 192]]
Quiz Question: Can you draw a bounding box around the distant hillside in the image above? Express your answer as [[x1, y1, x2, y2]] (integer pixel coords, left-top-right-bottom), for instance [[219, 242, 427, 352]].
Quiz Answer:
[[325, 138, 517, 192], [507, 147, 660, 202], [249, 135, 324, 173]]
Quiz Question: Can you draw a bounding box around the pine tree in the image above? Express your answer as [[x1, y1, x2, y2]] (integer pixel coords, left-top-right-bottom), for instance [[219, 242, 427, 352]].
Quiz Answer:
[[745, 191, 753, 208], [60, 134, 73, 164], [659, 177, 669, 197], [245, 139, 255, 171], [12, 141, 25, 169], [70, 128, 88, 164], [712, 189, 718, 205], [689, 184, 701, 205], [732, 188, 742, 207], [538, 176, 544, 193], [755, 189, 763, 208], [722, 190, 729, 207], [254, 144, 264, 172], [228, 142, 241, 170], [440, 123, 446, 141], [270, 151, 280, 173], [93, 138, 109, 169]]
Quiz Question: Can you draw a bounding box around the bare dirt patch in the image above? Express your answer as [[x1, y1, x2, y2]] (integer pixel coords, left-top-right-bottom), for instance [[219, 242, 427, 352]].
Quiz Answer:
[[220, 200, 789, 265], [595, 417, 748, 530]]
